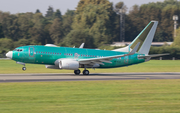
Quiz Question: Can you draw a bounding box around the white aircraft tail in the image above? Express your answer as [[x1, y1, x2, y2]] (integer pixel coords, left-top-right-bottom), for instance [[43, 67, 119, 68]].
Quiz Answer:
[[113, 21, 158, 55]]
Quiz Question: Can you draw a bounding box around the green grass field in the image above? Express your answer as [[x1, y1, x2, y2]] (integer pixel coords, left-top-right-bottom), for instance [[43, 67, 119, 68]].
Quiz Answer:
[[0, 60, 180, 74], [1, 60, 180, 113], [0, 80, 180, 113]]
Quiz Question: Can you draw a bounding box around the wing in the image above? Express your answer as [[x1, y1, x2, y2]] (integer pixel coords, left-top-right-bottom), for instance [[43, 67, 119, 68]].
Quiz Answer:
[[78, 42, 140, 65]]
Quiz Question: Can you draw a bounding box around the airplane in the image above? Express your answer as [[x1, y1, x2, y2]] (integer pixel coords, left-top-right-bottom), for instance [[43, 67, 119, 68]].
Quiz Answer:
[[6, 21, 168, 75]]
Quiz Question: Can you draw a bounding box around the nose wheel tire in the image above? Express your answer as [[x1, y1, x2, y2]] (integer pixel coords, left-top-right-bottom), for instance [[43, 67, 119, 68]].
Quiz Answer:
[[22, 67, 26, 71], [83, 70, 89, 75], [74, 70, 81, 75]]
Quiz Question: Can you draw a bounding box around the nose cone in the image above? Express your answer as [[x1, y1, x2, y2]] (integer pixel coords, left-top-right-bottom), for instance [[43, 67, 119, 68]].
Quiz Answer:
[[6, 51, 13, 59]]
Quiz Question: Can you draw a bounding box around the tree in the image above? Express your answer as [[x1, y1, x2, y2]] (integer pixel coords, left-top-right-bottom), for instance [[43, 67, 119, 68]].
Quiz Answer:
[[65, 9, 75, 16], [53, 9, 62, 20], [126, 5, 144, 41], [35, 9, 41, 14], [154, 30, 168, 42], [14, 38, 31, 48], [115, 2, 124, 9], [0, 23, 4, 38], [0, 38, 14, 54], [71, 0, 116, 47], [63, 29, 94, 48], [62, 10, 75, 36], [17, 13, 34, 39], [76, 0, 111, 13], [1, 14, 20, 41], [29, 13, 47, 44], [49, 18, 64, 44], [127, 0, 180, 42], [45, 6, 54, 19]]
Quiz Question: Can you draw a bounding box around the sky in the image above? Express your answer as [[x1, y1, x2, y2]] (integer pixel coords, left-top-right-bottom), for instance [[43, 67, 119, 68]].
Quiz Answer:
[[0, 0, 165, 15]]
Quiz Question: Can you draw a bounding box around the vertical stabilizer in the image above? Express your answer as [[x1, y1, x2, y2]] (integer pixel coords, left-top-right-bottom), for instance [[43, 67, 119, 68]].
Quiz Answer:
[[113, 21, 158, 55], [130, 21, 158, 55]]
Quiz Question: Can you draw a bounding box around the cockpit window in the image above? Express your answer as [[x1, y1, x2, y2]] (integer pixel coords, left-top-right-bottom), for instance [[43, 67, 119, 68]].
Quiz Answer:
[[14, 49, 23, 52]]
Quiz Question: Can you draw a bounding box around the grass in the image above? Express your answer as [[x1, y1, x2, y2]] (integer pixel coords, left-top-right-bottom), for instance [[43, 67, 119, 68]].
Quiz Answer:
[[0, 60, 180, 74], [0, 80, 180, 113]]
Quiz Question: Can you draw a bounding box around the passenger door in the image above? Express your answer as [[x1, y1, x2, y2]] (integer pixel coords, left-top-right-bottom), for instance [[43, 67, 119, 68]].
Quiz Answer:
[[29, 47, 35, 62]]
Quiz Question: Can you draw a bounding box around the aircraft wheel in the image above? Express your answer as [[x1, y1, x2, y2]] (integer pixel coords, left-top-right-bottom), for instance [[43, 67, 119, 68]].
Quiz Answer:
[[83, 70, 89, 75], [22, 67, 26, 71], [74, 70, 81, 75]]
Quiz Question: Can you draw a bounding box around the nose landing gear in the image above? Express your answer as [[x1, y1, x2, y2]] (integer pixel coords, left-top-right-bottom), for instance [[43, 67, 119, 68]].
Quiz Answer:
[[16, 62, 26, 71], [22, 67, 26, 71]]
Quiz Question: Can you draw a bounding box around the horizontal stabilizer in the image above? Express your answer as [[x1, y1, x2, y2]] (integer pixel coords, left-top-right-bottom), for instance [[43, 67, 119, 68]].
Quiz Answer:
[[138, 53, 169, 59]]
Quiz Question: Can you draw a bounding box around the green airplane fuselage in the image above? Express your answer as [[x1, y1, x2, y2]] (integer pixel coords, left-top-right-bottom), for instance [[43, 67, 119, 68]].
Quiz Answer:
[[12, 45, 145, 68]]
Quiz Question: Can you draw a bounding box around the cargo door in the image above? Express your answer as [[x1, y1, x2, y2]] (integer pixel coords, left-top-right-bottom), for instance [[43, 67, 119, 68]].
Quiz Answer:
[[124, 56, 129, 64]]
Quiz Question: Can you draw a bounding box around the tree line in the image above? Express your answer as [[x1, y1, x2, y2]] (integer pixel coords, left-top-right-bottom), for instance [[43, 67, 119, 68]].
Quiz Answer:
[[0, 0, 180, 57]]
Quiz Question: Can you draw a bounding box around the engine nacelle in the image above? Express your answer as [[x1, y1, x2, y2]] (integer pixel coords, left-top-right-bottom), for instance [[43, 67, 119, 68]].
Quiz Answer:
[[59, 59, 79, 70]]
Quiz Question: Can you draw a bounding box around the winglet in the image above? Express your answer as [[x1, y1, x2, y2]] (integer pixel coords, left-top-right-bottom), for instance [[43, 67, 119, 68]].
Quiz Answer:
[[79, 43, 85, 48], [128, 42, 140, 55]]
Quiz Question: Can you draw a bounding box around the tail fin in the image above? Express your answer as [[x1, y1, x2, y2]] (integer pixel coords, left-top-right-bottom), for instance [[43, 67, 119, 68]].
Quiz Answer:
[[113, 21, 158, 55]]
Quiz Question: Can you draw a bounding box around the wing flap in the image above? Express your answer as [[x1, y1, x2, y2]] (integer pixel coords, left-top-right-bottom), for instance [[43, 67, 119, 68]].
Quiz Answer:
[[99, 60, 112, 64]]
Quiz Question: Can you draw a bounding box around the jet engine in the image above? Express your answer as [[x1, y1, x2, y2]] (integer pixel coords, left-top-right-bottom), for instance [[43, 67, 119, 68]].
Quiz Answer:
[[58, 59, 79, 70]]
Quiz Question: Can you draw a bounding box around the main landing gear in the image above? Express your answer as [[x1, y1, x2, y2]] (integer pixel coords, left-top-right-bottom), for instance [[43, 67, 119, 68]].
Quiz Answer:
[[82, 66, 89, 75], [74, 67, 90, 75], [83, 70, 89, 75], [74, 70, 81, 75], [74, 70, 89, 75]]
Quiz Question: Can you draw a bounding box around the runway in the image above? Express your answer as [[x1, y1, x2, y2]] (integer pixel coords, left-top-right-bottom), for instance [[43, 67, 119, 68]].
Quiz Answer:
[[0, 72, 180, 83]]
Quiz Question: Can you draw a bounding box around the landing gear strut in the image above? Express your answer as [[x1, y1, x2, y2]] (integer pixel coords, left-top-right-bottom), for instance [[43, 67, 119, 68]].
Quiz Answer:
[[16, 62, 26, 71], [74, 70, 81, 75]]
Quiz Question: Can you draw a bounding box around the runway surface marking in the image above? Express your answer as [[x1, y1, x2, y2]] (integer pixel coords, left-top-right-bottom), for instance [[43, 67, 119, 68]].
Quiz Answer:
[[0, 73, 180, 83]]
